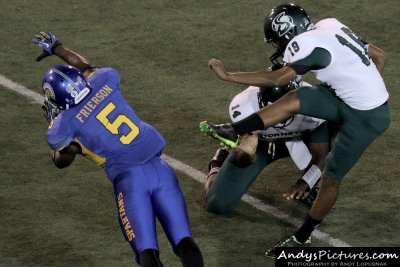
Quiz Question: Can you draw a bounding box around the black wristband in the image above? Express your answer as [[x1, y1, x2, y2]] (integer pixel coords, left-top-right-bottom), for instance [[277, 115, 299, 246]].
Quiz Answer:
[[232, 113, 264, 135]]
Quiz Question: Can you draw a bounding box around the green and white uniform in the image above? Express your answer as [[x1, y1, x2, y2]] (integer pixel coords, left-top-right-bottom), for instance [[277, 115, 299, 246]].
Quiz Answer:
[[206, 84, 328, 214], [229, 84, 325, 170], [284, 18, 390, 180]]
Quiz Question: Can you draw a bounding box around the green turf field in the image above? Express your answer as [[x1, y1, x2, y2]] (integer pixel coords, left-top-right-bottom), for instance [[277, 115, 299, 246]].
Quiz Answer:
[[0, 1, 399, 266]]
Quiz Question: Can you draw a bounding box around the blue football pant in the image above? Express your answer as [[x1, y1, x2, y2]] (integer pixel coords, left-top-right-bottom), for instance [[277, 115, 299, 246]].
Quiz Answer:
[[113, 156, 192, 262]]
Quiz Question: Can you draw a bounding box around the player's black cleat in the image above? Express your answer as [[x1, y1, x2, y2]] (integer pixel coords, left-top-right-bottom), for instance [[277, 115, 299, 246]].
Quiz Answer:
[[265, 235, 311, 258], [208, 148, 230, 171], [296, 186, 319, 208], [199, 121, 239, 149]]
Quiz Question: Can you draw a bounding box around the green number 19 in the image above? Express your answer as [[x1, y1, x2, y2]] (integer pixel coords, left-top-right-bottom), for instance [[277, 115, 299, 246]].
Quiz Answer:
[[335, 27, 370, 66]]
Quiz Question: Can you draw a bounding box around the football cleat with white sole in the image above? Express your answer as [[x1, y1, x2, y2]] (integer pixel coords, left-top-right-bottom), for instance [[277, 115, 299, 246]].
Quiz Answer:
[[265, 235, 311, 258], [199, 121, 239, 149]]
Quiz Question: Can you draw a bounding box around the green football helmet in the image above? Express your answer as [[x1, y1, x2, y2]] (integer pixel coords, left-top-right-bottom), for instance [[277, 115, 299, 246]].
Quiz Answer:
[[258, 78, 301, 108], [264, 3, 314, 64]]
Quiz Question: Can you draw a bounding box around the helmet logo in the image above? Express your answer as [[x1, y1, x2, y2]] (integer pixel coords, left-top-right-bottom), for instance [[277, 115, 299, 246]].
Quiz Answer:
[[66, 84, 75, 94], [272, 12, 294, 37], [43, 83, 55, 100], [66, 84, 78, 98]]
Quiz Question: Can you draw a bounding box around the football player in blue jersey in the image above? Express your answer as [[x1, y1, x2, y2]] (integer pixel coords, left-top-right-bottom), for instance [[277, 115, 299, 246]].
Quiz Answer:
[[33, 32, 204, 267]]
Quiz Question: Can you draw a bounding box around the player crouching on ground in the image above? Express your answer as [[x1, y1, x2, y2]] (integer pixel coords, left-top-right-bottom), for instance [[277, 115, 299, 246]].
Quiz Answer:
[[202, 73, 330, 215]]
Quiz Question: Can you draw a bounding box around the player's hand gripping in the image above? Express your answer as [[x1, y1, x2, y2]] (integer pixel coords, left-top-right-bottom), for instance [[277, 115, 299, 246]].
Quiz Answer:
[[283, 179, 310, 200], [32, 31, 62, 61], [41, 100, 59, 125], [208, 58, 229, 80]]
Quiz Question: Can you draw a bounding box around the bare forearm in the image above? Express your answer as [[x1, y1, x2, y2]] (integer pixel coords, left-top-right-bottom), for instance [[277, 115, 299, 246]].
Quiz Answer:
[[208, 58, 296, 87], [368, 44, 388, 75], [226, 66, 297, 87], [308, 142, 329, 171], [53, 45, 92, 73], [225, 71, 278, 87]]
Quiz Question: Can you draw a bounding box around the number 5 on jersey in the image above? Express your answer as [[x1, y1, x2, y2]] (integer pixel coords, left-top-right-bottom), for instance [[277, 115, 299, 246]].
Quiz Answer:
[[96, 102, 139, 144]]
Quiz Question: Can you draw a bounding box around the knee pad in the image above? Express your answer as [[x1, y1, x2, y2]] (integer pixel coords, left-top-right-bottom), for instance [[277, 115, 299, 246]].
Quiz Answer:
[[176, 237, 204, 267], [140, 249, 164, 267]]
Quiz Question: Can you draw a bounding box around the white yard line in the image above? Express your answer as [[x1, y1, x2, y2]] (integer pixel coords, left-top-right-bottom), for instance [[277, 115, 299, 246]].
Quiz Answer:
[[162, 155, 350, 247], [0, 73, 350, 247]]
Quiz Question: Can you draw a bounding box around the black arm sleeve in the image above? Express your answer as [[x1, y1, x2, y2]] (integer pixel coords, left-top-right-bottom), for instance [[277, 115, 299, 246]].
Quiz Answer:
[[288, 47, 332, 75]]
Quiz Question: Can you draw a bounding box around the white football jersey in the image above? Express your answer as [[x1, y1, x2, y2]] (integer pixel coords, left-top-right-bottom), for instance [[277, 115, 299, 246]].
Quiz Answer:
[[229, 84, 325, 170], [283, 18, 388, 110], [229, 84, 325, 139]]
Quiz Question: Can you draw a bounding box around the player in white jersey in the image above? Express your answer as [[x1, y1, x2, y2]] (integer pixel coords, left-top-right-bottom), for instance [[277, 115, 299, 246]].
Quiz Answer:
[[204, 78, 330, 214], [199, 3, 390, 255]]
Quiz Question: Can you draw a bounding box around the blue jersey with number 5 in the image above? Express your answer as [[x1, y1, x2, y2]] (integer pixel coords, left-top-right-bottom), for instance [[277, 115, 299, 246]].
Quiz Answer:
[[46, 68, 166, 182]]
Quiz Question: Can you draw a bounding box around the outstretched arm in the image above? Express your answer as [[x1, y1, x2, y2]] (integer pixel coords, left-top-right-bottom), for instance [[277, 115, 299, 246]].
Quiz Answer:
[[53, 45, 94, 75], [32, 32, 96, 76], [208, 58, 297, 87]]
